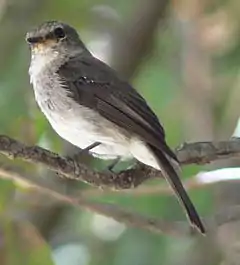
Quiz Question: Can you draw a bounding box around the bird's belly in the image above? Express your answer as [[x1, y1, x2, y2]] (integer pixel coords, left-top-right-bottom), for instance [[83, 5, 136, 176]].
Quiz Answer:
[[42, 104, 132, 160], [31, 73, 132, 160]]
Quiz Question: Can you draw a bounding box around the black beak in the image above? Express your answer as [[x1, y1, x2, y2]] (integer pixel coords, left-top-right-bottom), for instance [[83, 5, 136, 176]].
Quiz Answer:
[[26, 36, 43, 44]]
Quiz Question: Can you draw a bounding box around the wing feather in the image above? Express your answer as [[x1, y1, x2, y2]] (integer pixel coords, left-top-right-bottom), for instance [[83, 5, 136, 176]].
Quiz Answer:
[[57, 54, 178, 162]]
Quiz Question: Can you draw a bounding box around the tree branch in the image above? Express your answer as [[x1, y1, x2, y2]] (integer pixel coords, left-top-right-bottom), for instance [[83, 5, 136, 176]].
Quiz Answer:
[[1, 135, 240, 236], [0, 135, 240, 190]]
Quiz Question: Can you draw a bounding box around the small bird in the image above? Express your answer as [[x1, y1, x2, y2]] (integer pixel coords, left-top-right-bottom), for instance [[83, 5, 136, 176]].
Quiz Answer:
[[26, 21, 205, 234]]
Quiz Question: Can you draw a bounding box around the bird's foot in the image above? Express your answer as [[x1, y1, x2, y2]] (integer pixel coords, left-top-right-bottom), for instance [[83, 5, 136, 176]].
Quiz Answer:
[[105, 157, 121, 173]]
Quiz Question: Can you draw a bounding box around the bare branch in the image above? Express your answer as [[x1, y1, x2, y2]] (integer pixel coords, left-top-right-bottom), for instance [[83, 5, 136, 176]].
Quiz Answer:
[[0, 135, 154, 189], [176, 140, 240, 165], [0, 135, 240, 191]]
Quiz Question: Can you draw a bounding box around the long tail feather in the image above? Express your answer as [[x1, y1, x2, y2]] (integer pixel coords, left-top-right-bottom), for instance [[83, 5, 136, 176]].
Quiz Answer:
[[149, 145, 205, 234]]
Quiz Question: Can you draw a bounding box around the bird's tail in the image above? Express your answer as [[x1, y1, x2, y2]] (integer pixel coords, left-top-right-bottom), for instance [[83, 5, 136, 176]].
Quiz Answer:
[[149, 145, 205, 234]]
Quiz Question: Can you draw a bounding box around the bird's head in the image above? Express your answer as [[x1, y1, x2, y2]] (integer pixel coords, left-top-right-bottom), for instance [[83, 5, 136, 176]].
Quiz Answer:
[[26, 21, 87, 56]]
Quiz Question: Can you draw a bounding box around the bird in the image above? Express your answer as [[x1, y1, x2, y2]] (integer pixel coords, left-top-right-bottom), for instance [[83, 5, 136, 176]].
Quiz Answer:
[[26, 21, 205, 234]]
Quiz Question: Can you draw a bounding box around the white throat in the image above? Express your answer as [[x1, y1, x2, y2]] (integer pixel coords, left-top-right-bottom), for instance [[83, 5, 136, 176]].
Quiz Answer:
[[29, 50, 60, 84]]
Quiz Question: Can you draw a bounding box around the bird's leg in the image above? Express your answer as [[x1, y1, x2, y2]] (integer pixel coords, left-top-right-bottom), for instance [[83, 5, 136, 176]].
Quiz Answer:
[[81, 142, 101, 153], [69, 142, 101, 176], [107, 157, 121, 172], [73, 142, 101, 161]]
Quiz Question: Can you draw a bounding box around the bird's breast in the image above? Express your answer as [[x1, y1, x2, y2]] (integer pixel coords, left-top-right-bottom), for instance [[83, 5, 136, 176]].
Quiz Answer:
[[41, 98, 132, 159], [29, 67, 131, 159]]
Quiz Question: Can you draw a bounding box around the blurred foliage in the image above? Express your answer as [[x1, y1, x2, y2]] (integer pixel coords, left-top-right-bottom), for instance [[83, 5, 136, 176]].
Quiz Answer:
[[0, 0, 240, 264], [1, 218, 54, 265]]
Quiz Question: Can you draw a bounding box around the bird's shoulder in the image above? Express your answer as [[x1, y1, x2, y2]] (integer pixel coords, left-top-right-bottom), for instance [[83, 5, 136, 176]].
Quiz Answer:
[[57, 53, 128, 90], [57, 54, 151, 110]]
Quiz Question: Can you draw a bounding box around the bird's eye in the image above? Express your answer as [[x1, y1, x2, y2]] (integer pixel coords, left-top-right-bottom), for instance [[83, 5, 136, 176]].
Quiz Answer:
[[54, 27, 66, 39]]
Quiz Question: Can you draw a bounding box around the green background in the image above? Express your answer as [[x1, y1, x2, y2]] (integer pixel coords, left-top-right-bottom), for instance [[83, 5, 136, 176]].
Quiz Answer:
[[0, 0, 240, 264]]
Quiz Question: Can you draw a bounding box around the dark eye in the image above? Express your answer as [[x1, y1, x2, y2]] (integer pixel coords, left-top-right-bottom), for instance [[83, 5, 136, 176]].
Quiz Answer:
[[54, 27, 65, 39]]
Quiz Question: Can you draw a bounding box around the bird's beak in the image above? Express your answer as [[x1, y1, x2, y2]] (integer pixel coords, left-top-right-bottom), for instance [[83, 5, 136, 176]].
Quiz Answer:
[[26, 37, 57, 52]]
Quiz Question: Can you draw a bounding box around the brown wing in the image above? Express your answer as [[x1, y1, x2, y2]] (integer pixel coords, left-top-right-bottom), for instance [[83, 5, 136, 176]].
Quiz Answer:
[[57, 54, 178, 162]]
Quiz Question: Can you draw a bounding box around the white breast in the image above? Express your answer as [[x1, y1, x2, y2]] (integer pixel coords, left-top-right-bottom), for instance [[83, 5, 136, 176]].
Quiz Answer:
[[30, 48, 64, 86], [29, 56, 47, 82], [47, 103, 133, 159]]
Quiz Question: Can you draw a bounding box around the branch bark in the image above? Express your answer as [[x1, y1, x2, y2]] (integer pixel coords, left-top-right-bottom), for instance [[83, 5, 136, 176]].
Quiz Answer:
[[0, 135, 240, 190]]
